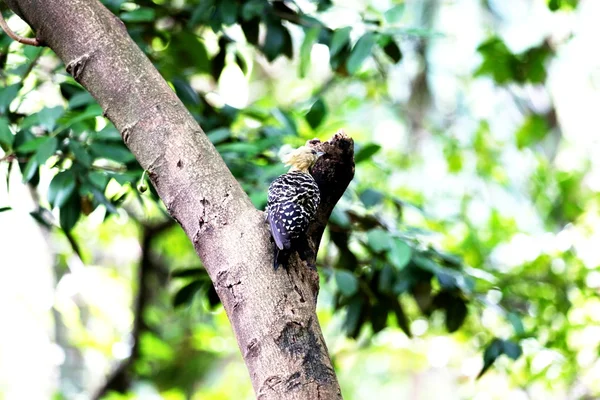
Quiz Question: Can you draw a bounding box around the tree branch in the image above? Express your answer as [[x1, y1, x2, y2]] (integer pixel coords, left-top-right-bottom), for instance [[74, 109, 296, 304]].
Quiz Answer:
[[4, 1, 352, 398], [0, 8, 40, 46]]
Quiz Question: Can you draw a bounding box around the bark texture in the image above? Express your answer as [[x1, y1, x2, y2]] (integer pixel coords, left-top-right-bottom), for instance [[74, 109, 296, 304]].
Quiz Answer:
[[5, 1, 353, 398]]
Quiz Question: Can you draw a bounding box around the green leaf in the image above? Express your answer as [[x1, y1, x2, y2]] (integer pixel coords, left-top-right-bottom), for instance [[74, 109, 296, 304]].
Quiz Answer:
[[477, 338, 523, 379], [502, 340, 523, 360], [173, 280, 204, 307], [343, 297, 364, 337], [300, 26, 321, 78], [305, 97, 327, 129], [0, 117, 13, 149], [241, 0, 265, 20], [382, 37, 402, 63], [69, 140, 92, 167], [86, 183, 119, 214], [516, 114, 549, 149], [271, 108, 297, 135], [384, 4, 405, 23], [389, 239, 412, 270], [207, 128, 231, 145], [35, 137, 58, 164], [367, 228, 393, 253], [38, 106, 65, 131], [330, 27, 352, 58], [0, 84, 21, 113], [94, 125, 122, 141], [370, 302, 389, 333], [171, 268, 208, 278], [335, 270, 359, 296], [90, 143, 136, 163], [0, 206, 11, 213], [329, 206, 351, 228], [445, 297, 468, 332], [507, 312, 525, 336], [16, 137, 47, 153], [360, 188, 384, 207], [218, 0, 238, 26], [355, 143, 381, 163], [390, 297, 411, 337], [59, 191, 81, 231], [263, 21, 288, 62], [48, 171, 76, 209], [377, 264, 395, 294], [68, 92, 95, 109], [120, 8, 155, 22], [477, 338, 504, 379], [21, 157, 38, 183], [347, 32, 377, 75], [241, 18, 260, 45], [172, 78, 200, 106]]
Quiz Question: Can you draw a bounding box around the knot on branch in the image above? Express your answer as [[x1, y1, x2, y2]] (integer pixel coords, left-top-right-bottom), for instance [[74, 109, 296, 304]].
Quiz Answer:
[[307, 130, 355, 249], [66, 53, 91, 81]]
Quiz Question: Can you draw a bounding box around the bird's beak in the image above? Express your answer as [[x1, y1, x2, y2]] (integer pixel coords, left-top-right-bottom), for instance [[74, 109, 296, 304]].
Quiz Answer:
[[316, 151, 325, 157]]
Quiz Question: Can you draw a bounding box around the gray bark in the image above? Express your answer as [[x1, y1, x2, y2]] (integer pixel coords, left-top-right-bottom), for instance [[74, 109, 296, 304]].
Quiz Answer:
[[4, 1, 353, 398]]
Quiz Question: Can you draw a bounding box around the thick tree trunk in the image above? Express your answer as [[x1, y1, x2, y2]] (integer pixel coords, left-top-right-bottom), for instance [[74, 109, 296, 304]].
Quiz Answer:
[[4, 1, 353, 398]]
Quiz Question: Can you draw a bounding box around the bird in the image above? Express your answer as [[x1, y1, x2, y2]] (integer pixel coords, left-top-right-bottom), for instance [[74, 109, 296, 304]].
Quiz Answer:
[[266, 145, 324, 270]]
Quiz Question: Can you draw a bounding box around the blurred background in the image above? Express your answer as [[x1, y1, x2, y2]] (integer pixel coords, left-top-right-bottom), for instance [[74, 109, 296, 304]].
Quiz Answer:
[[1, 0, 600, 399]]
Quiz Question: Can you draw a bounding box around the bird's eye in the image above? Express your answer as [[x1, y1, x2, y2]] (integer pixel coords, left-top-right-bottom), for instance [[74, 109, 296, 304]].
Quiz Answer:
[[311, 150, 317, 155]]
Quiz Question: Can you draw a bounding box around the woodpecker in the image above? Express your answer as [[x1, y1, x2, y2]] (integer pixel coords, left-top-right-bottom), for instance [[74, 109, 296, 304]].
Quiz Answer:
[[266, 145, 323, 270]]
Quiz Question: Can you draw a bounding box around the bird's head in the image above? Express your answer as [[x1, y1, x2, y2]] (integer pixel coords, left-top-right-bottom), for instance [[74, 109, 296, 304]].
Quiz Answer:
[[283, 145, 325, 173]]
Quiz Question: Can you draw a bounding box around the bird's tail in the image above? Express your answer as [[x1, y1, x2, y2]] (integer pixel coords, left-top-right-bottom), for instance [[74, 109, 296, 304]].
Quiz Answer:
[[273, 246, 291, 270]]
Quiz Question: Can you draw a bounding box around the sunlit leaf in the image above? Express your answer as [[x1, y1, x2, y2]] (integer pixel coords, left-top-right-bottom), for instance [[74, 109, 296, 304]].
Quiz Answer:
[[516, 114, 549, 149]]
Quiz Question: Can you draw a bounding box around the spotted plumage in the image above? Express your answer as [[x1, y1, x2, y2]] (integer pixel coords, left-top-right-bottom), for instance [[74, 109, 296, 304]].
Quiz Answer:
[[266, 145, 323, 270]]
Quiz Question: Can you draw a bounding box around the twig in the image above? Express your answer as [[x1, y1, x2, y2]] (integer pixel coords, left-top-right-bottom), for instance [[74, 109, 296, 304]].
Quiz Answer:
[[0, 9, 41, 46]]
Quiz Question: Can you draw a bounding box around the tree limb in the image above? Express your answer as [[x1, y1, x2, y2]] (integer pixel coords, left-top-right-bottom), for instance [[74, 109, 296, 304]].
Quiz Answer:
[[0, 7, 40, 46], [4, 1, 353, 398]]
